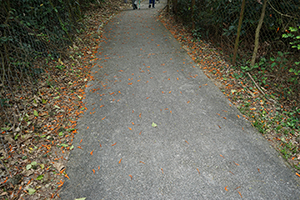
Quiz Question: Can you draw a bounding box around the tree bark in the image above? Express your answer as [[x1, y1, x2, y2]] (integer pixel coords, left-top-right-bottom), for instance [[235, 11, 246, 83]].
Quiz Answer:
[[251, 0, 268, 67], [232, 0, 246, 65]]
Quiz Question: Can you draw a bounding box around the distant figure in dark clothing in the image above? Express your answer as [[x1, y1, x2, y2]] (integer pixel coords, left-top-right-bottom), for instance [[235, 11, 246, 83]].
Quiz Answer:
[[132, 0, 137, 9], [149, 0, 155, 8]]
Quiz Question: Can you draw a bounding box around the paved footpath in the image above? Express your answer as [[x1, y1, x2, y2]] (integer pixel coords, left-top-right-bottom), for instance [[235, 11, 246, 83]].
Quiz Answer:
[[60, 1, 300, 199]]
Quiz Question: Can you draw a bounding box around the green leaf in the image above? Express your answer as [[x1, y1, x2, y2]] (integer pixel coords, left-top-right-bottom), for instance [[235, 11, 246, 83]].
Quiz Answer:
[[28, 188, 36, 195], [75, 198, 86, 200], [1, 127, 9, 131], [70, 145, 74, 150], [36, 175, 44, 180], [31, 161, 37, 166], [40, 164, 45, 169], [59, 132, 64, 136], [26, 164, 32, 170], [53, 96, 60, 99], [277, 51, 283, 57], [33, 110, 39, 117], [152, 122, 157, 128], [61, 143, 68, 147], [14, 134, 19, 140]]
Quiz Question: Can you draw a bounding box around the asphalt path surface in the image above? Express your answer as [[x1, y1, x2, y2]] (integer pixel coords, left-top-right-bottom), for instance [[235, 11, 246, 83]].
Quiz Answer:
[[60, 1, 300, 199]]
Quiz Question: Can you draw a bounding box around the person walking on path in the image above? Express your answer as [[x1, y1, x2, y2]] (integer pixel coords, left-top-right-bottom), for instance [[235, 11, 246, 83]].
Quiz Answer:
[[132, 0, 137, 9], [149, 0, 155, 8]]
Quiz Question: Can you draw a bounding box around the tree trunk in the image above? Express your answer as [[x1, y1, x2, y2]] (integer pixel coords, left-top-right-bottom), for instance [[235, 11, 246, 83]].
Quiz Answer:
[[251, 0, 268, 67], [232, 0, 246, 65]]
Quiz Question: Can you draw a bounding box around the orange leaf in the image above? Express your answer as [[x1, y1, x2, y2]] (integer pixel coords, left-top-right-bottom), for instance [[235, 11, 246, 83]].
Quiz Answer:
[[225, 186, 228, 191], [92, 169, 95, 174], [129, 174, 133, 180], [65, 174, 70, 179], [98, 166, 100, 171], [187, 101, 190, 104], [90, 150, 94, 155], [112, 142, 117, 146], [238, 191, 242, 198], [234, 162, 239, 166], [257, 168, 260, 173], [119, 158, 122, 164], [161, 168, 164, 174], [140, 161, 145, 164], [77, 146, 82, 149], [80, 139, 82, 144], [99, 143, 102, 147], [296, 173, 300, 177], [131, 122, 135, 125], [102, 116, 106, 120], [218, 125, 221, 129], [139, 113, 141, 117], [197, 168, 200, 174], [128, 83, 132, 85], [128, 127, 132, 130], [220, 154, 224, 158], [139, 131, 142, 135], [237, 115, 240, 118], [87, 126, 89, 129], [169, 91, 171, 93], [185, 140, 189, 144]]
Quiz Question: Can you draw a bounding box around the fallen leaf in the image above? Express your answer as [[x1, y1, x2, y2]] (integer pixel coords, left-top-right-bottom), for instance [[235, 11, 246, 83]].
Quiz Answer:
[[296, 173, 300, 177], [139, 113, 141, 117], [187, 101, 190, 103], [139, 131, 142, 135], [152, 122, 157, 128], [128, 127, 132, 130], [90, 150, 94, 155], [80, 139, 82, 144], [27, 188, 36, 195], [257, 168, 260, 173], [225, 186, 228, 191], [112, 142, 117, 146], [220, 154, 224, 158], [238, 191, 242, 198], [129, 174, 133, 180], [185, 140, 189, 144], [102, 116, 106, 120], [234, 162, 239, 166], [119, 158, 122, 164], [140, 161, 145, 164], [197, 168, 200, 174], [161, 168, 164, 174], [92, 169, 95, 174], [75, 198, 86, 200], [77, 146, 82, 149]]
